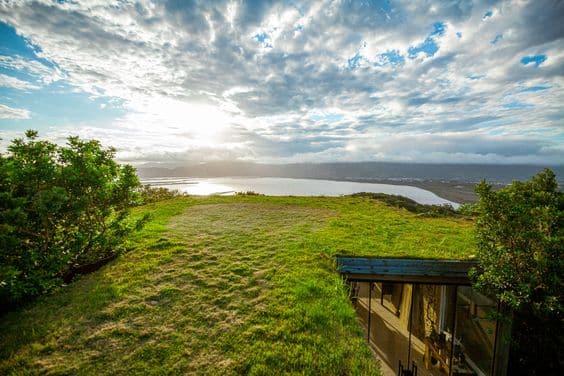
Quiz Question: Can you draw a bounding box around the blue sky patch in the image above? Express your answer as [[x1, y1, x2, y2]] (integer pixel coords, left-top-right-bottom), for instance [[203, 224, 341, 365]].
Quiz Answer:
[[491, 34, 503, 44], [503, 101, 532, 109], [483, 10, 493, 20], [0, 21, 58, 71], [408, 97, 429, 106], [0, 21, 40, 60], [456, 32, 462, 38], [431, 22, 446, 36], [408, 38, 439, 58], [408, 22, 444, 59], [310, 113, 344, 123], [0, 82, 125, 131], [347, 52, 362, 69], [521, 54, 547, 67], [0, 64, 38, 85], [0, 21, 61, 85], [521, 85, 550, 92], [254, 32, 273, 48], [255, 32, 268, 43], [376, 0, 393, 14], [377, 50, 405, 66]]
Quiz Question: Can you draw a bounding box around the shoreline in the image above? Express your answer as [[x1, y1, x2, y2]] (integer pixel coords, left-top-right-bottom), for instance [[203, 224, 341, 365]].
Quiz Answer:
[[333, 178, 487, 204], [141, 175, 500, 205]]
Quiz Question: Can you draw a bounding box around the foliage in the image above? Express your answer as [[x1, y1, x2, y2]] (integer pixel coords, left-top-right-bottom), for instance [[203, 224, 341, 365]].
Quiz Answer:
[[471, 168, 563, 314], [139, 184, 185, 203], [350, 192, 458, 217], [456, 202, 478, 217], [0, 195, 474, 374], [471, 168, 563, 375], [235, 190, 264, 196], [0, 130, 147, 307]]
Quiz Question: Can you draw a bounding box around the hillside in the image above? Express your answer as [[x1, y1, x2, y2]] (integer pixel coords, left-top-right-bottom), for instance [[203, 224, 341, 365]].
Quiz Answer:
[[0, 196, 474, 375]]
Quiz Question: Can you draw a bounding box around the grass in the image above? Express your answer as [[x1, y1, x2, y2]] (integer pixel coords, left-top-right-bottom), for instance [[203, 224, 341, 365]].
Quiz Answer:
[[0, 195, 475, 375]]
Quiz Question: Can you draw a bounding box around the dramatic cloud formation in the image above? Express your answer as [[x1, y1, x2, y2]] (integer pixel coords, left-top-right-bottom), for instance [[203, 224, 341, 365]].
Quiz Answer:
[[0, 0, 563, 165]]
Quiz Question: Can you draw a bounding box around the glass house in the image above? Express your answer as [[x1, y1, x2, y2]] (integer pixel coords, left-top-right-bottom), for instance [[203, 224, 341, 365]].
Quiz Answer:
[[337, 257, 511, 376]]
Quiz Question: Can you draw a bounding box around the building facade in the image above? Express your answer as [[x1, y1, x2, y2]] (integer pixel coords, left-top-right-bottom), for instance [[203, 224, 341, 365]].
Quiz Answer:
[[337, 257, 511, 376]]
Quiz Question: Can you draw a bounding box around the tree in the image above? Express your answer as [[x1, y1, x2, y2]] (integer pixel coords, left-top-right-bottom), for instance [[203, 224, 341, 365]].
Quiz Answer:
[[0, 130, 147, 307], [472, 168, 563, 374]]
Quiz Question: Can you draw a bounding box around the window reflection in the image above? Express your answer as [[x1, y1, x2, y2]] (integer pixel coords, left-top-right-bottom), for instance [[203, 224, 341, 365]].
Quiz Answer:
[[349, 282, 498, 376], [455, 286, 496, 375]]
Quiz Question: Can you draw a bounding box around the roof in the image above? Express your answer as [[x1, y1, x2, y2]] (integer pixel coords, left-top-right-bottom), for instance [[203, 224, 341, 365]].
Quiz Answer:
[[336, 257, 478, 285]]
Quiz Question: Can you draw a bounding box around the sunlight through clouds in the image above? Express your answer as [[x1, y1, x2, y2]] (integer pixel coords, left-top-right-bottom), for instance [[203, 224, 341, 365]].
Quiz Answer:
[[0, 0, 562, 166], [124, 97, 232, 143]]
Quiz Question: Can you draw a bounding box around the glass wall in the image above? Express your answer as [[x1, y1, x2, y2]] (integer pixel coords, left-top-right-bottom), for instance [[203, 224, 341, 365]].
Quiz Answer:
[[454, 286, 497, 375], [350, 282, 409, 375], [349, 281, 498, 376], [410, 284, 456, 376]]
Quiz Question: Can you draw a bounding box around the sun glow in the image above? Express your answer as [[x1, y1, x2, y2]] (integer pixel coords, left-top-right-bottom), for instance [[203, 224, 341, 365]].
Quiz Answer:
[[123, 97, 233, 145]]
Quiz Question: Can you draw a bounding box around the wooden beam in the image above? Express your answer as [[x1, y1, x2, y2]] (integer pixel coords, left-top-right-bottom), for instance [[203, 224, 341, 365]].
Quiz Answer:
[[336, 257, 477, 285]]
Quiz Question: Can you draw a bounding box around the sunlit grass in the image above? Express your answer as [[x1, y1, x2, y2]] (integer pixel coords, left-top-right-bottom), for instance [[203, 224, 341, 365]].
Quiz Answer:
[[0, 196, 474, 375]]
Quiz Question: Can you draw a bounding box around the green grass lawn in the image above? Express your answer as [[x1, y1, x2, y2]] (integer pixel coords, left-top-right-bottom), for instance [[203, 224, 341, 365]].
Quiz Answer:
[[0, 196, 474, 375]]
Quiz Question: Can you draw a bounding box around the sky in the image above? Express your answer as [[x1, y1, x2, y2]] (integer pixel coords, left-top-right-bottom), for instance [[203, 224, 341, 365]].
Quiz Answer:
[[0, 0, 563, 167]]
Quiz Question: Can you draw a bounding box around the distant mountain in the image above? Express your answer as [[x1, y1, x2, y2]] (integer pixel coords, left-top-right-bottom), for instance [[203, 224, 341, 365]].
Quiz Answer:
[[136, 161, 564, 185]]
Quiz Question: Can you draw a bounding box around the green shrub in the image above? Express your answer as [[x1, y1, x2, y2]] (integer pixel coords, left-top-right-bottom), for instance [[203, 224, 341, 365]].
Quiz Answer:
[[139, 185, 185, 203], [235, 191, 264, 196], [0, 130, 148, 307], [471, 168, 563, 374], [456, 202, 478, 216], [472, 168, 562, 314]]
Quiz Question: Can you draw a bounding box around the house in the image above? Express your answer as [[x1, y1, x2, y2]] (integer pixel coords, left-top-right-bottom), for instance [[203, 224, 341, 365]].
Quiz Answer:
[[337, 257, 511, 376]]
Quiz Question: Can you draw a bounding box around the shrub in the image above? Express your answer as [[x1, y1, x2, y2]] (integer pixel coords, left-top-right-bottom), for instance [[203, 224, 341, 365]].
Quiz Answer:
[[471, 168, 563, 374], [139, 185, 185, 203], [235, 191, 264, 196], [472, 168, 562, 314], [456, 202, 478, 217], [0, 130, 148, 307]]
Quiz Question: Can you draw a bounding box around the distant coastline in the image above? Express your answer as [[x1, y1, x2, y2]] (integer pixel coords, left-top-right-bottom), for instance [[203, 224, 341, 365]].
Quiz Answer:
[[140, 176, 483, 204], [332, 178, 487, 204], [139, 176, 461, 207], [137, 161, 564, 204]]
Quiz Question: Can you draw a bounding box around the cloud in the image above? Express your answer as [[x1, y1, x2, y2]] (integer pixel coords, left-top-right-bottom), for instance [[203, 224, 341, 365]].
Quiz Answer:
[[0, 0, 562, 166], [0, 73, 39, 90], [0, 103, 31, 119], [0, 55, 64, 84]]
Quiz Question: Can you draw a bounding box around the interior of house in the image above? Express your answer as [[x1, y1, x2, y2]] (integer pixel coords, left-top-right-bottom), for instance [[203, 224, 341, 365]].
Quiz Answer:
[[350, 281, 498, 376]]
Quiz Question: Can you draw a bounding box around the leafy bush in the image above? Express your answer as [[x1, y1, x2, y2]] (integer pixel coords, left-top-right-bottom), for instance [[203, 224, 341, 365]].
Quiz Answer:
[[471, 168, 563, 374], [139, 185, 185, 203], [0, 130, 147, 307], [350, 192, 458, 217], [456, 202, 478, 216], [235, 191, 264, 196], [472, 168, 562, 314]]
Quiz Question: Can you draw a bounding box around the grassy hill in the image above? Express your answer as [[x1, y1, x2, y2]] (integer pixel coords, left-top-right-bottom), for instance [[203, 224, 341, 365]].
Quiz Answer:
[[0, 195, 474, 375]]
